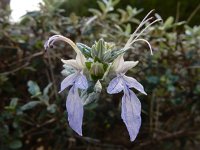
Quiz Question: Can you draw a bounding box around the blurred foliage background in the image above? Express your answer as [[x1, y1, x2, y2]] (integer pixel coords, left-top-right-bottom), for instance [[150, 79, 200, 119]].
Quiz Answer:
[[0, 0, 200, 150]]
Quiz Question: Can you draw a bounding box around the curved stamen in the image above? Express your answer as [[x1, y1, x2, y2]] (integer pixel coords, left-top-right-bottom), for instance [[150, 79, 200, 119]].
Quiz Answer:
[[123, 10, 162, 55], [122, 39, 153, 55], [130, 38, 153, 55], [125, 17, 154, 48], [124, 10, 155, 48], [133, 18, 162, 41], [125, 18, 162, 50], [44, 35, 80, 53]]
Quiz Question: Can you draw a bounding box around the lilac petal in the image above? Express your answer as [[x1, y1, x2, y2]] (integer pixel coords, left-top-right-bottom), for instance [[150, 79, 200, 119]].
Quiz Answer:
[[66, 86, 83, 136], [75, 73, 88, 90], [59, 73, 77, 93], [123, 75, 147, 95], [121, 89, 141, 141], [107, 76, 124, 94]]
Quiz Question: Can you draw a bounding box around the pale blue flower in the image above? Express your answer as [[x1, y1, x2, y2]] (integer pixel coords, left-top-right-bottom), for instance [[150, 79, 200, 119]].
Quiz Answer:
[[60, 71, 88, 135], [45, 35, 88, 136], [107, 54, 147, 141], [44, 10, 161, 142]]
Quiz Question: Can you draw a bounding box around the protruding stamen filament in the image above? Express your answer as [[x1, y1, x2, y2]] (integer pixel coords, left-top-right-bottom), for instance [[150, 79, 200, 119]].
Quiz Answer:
[[130, 39, 153, 55], [44, 35, 80, 53], [123, 10, 162, 55]]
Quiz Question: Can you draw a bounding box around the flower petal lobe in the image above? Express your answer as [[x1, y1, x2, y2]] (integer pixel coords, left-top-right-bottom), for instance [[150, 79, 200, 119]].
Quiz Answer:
[[66, 86, 83, 136]]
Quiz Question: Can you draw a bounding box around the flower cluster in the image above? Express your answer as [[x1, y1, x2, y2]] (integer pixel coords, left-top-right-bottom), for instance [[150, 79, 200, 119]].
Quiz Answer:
[[44, 10, 161, 141]]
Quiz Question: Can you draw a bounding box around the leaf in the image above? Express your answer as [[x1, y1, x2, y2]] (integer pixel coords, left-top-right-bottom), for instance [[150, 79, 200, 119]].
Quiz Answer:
[[96, 39, 106, 60], [47, 104, 57, 113], [164, 16, 174, 29], [76, 43, 91, 57], [112, 0, 120, 6], [21, 101, 42, 111], [9, 140, 22, 149], [82, 80, 102, 105], [10, 98, 18, 108], [85, 61, 92, 70], [43, 83, 52, 96], [125, 23, 131, 34], [88, 8, 102, 16], [103, 50, 111, 62], [27, 80, 41, 96], [146, 76, 159, 84], [97, 1, 106, 13]]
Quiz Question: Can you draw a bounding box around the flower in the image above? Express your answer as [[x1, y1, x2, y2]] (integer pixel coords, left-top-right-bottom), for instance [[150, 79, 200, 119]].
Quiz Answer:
[[44, 35, 88, 135], [44, 10, 162, 142], [59, 71, 88, 135], [105, 10, 161, 141], [107, 54, 147, 141]]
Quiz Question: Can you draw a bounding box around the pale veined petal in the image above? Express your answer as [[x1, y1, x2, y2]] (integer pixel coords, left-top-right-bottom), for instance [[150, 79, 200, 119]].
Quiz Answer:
[[111, 54, 138, 73], [121, 89, 141, 141], [75, 73, 88, 90], [61, 52, 86, 70], [76, 51, 86, 69], [123, 75, 147, 95], [121, 61, 139, 73], [66, 86, 83, 136], [107, 76, 124, 94], [59, 73, 77, 93], [111, 54, 124, 73], [61, 59, 81, 70]]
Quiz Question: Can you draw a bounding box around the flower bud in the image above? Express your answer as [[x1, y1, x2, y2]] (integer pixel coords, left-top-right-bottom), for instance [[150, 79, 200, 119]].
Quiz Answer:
[[94, 80, 102, 93], [90, 62, 105, 80]]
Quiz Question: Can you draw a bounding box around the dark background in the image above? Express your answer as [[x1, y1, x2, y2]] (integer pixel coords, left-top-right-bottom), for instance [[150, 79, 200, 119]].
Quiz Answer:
[[0, 0, 200, 150]]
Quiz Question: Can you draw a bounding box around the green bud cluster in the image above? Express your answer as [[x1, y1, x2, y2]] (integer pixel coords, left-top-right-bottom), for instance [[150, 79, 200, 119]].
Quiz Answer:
[[77, 39, 117, 80]]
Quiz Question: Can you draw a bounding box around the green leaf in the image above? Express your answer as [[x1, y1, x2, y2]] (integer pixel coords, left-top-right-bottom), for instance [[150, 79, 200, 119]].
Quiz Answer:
[[85, 61, 92, 70], [125, 23, 131, 34], [147, 76, 159, 84], [96, 39, 105, 60], [4, 98, 19, 110], [43, 83, 52, 96], [88, 8, 102, 16], [103, 50, 111, 62], [47, 104, 57, 113], [21, 101, 41, 111], [27, 80, 41, 96], [9, 140, 22, 149], [10, 98, 18, 108], [76, 43, 91, 58], [112, 0, 120, 6], [97, 1, 106, 13], [164, 16, 174, 29]]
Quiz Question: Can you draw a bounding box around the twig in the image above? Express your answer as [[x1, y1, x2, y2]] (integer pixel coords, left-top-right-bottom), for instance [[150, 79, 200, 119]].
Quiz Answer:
[[138, 130, 198, 148], [23, 118, 56, 136], [173, 1, 180, 32], [187, 3, 200, 23], [76, 135, 128, 150], [46, 52, 59, 100], [154, 97, 160, 137], [149, 89, 155, 133], [0, 62, 29, 76], [7, 51, 44, 67]]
